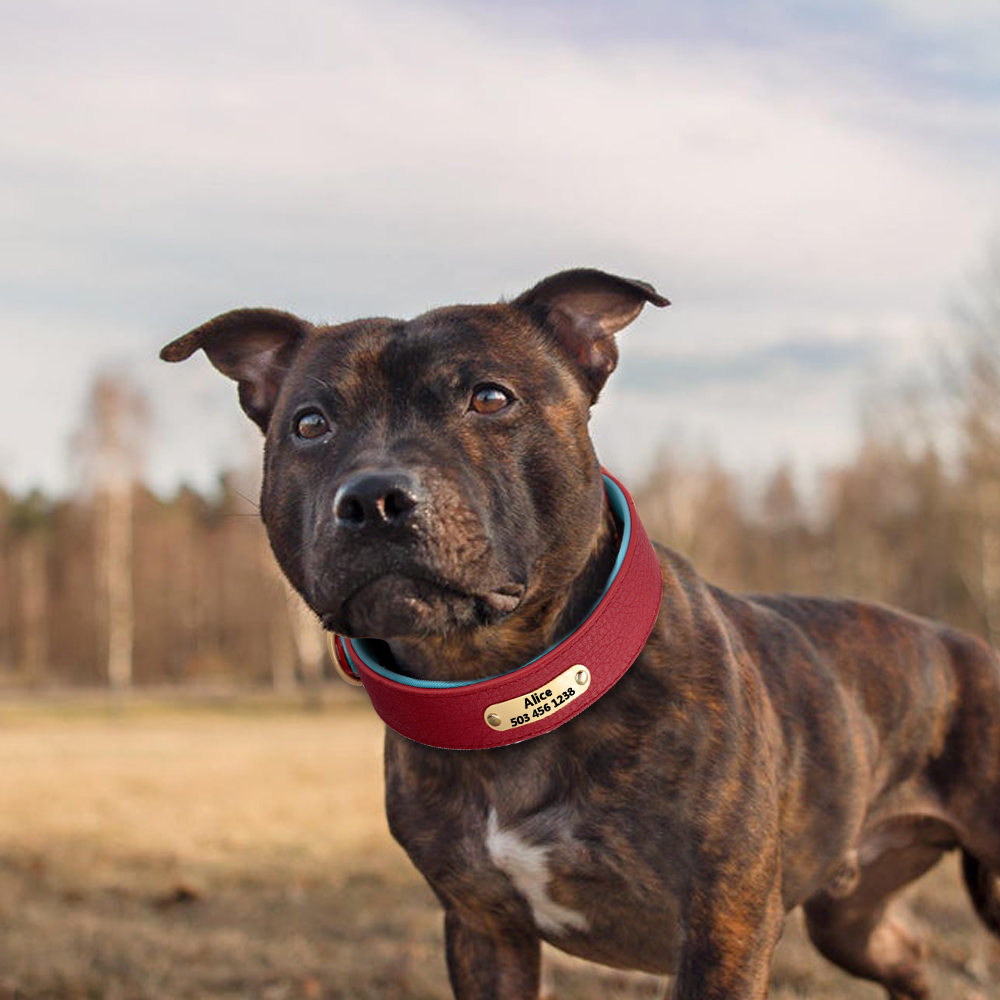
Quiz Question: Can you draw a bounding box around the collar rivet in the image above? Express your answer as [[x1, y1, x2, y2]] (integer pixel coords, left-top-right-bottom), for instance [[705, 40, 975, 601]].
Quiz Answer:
[[486, 713, 502, 728], [575, 668, 589, 686]]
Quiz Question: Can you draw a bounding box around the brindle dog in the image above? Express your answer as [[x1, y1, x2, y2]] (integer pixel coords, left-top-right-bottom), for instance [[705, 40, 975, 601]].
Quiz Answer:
[[162, 269, 1000, 1000]]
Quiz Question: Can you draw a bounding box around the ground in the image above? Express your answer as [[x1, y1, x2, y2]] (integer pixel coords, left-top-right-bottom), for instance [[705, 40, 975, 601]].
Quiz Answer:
[[0, 696, 996, 1000]]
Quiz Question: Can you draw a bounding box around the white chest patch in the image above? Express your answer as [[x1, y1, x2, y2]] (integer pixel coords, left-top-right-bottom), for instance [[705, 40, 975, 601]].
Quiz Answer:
[[485, 808, 588, 936]]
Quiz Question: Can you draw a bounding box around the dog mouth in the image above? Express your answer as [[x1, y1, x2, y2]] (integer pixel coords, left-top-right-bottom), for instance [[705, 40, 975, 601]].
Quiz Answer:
[[480, 582, 525, 614], [321, 573, 525, 638]]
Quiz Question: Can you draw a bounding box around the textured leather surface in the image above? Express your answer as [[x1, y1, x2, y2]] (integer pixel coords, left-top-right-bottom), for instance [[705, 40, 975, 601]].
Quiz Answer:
[[334, 468, 664, 750]]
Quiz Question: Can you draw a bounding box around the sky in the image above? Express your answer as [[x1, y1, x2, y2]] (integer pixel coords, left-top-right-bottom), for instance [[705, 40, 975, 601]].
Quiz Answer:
[[2, 0, 999, 501]]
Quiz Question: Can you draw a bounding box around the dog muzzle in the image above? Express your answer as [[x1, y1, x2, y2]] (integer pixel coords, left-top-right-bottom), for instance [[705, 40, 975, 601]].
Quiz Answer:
[[326, 468, 663, 750]]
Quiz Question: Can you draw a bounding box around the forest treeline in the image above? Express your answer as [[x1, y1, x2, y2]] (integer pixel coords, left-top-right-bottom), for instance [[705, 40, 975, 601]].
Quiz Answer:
[[0, 469, 329, 689], [2, 262, 999, 689]]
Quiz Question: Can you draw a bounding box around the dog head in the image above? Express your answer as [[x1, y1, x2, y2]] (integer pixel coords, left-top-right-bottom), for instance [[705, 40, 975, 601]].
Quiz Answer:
[[161, 269, 667, 650]]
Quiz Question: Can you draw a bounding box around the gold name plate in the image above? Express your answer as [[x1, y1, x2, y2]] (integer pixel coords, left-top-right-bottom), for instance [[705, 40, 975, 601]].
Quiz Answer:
[[484, 664, 591, 732]]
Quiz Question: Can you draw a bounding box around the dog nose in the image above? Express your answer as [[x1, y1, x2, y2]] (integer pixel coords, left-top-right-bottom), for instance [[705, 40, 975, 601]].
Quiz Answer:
[[333, 469, 423, 531]]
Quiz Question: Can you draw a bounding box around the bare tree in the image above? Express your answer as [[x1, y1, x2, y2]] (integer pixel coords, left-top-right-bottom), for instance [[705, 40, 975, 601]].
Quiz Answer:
[[943, 242, 1000, 643], [6, 492, 51, 678], [285, 585, 326, 708], [74, 372, 149, 691], [754, 462, 810, 593]]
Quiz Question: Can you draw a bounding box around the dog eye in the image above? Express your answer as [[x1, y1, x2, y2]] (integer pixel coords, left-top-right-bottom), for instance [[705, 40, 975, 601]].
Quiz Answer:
[[294, 410, 330, 439], [470, 384, 514, 415]]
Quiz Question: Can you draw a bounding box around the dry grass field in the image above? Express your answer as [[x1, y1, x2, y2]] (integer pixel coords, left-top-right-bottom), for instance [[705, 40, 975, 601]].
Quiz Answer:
[[0, 696, 997, 1000]]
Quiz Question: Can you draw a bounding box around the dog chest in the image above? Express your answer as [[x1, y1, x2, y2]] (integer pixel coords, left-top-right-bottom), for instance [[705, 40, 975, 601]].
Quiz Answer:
[[384, 735, 686, 974], [481, 804, 684, 973]]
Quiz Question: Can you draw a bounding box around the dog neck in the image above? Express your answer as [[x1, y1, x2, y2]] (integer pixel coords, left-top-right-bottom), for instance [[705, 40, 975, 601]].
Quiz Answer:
[[331, 467, 665, 749], [384, 500, 620, 684]]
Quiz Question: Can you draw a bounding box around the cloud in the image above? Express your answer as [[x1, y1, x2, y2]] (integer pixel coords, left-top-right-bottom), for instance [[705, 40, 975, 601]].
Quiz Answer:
[[4, 0, 995, 301], [2, 0, 999, 493], [869, 0, 1000, 82], [619, 335, 880, 393], [594, 337, 888, 500]]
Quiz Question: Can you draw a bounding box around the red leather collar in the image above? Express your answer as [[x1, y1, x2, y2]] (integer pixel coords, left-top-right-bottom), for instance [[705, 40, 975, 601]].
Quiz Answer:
[[327, 468, 663, 750]]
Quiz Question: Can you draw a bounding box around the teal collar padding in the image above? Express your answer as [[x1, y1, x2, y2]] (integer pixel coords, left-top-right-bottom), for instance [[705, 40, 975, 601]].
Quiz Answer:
[[341, 474, 631, 689]]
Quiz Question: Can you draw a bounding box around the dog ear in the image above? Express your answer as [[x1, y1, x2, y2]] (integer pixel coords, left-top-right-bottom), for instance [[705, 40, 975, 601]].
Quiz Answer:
[[160, 309, 312, 431], [514, 268, 669, 401]]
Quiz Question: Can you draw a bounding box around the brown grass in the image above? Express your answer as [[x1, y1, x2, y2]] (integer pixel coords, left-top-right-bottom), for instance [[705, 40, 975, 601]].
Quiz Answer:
[[0, 698, 996, 999]]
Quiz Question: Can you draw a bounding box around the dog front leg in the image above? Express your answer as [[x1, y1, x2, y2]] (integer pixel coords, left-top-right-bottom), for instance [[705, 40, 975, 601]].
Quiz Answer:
[[444, 909, 541, 1000], [669, 882, 784, 1000]]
